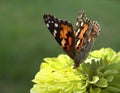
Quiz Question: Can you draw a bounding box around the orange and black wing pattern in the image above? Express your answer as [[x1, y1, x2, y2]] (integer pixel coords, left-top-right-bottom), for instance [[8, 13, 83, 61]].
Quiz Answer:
[[43, 14, 75, 59]]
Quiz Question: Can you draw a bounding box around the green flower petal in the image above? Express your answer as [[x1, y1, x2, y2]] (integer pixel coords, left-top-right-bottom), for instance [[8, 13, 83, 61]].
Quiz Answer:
[[30, 48, 120, 93], [89, 76, 99, 84], [95, 77, 108, 87], [90, 87, 101, 93]]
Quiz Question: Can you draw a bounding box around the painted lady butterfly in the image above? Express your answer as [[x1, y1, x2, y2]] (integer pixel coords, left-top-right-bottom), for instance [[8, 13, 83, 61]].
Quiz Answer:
[[43, 10, 100, 68]]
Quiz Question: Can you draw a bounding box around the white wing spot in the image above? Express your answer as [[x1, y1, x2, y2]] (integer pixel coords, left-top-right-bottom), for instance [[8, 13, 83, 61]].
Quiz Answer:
[[81, 22, 84, 27], [48, 21, 50, 23], [75, 39, 81, 48], [53, 29, 57, 37], [46, 23, 49, 27], [54, 23, 58, 27], [76, 22, 79, 26], [75, 28, 80, 37]]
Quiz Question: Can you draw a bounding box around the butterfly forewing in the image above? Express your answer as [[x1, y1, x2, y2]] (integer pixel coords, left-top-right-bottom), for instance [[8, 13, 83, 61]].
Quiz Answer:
[[43, 14, 75, 59]]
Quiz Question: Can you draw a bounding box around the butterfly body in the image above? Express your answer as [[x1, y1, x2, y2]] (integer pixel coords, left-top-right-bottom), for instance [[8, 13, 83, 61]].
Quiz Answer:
[[43, 10, 100, 68]]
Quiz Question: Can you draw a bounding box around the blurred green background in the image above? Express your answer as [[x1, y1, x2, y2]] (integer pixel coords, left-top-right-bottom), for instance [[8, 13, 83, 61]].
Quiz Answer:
[[0, 0, 120, 93]]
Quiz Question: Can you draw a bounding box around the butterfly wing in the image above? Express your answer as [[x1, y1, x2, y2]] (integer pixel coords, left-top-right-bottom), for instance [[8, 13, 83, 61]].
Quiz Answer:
[[73, 10, 100, 68], [43, 14, 75, 59]]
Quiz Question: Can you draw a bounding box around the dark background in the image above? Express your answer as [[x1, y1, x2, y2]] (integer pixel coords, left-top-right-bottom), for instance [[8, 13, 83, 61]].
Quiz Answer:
[[0, 0, 120, 93]]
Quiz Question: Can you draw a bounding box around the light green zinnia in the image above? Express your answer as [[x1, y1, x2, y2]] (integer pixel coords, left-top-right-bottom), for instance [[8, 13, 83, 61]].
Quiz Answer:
[[30, 48, 120, 93]]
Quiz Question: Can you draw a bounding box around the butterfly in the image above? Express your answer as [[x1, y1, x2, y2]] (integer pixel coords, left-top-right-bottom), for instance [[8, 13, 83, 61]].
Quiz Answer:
[[43, 10, 100, 68]]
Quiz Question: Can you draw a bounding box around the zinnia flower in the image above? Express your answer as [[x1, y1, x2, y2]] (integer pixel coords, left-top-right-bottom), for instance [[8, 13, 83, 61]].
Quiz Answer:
[[30, 48, 120, 93]]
